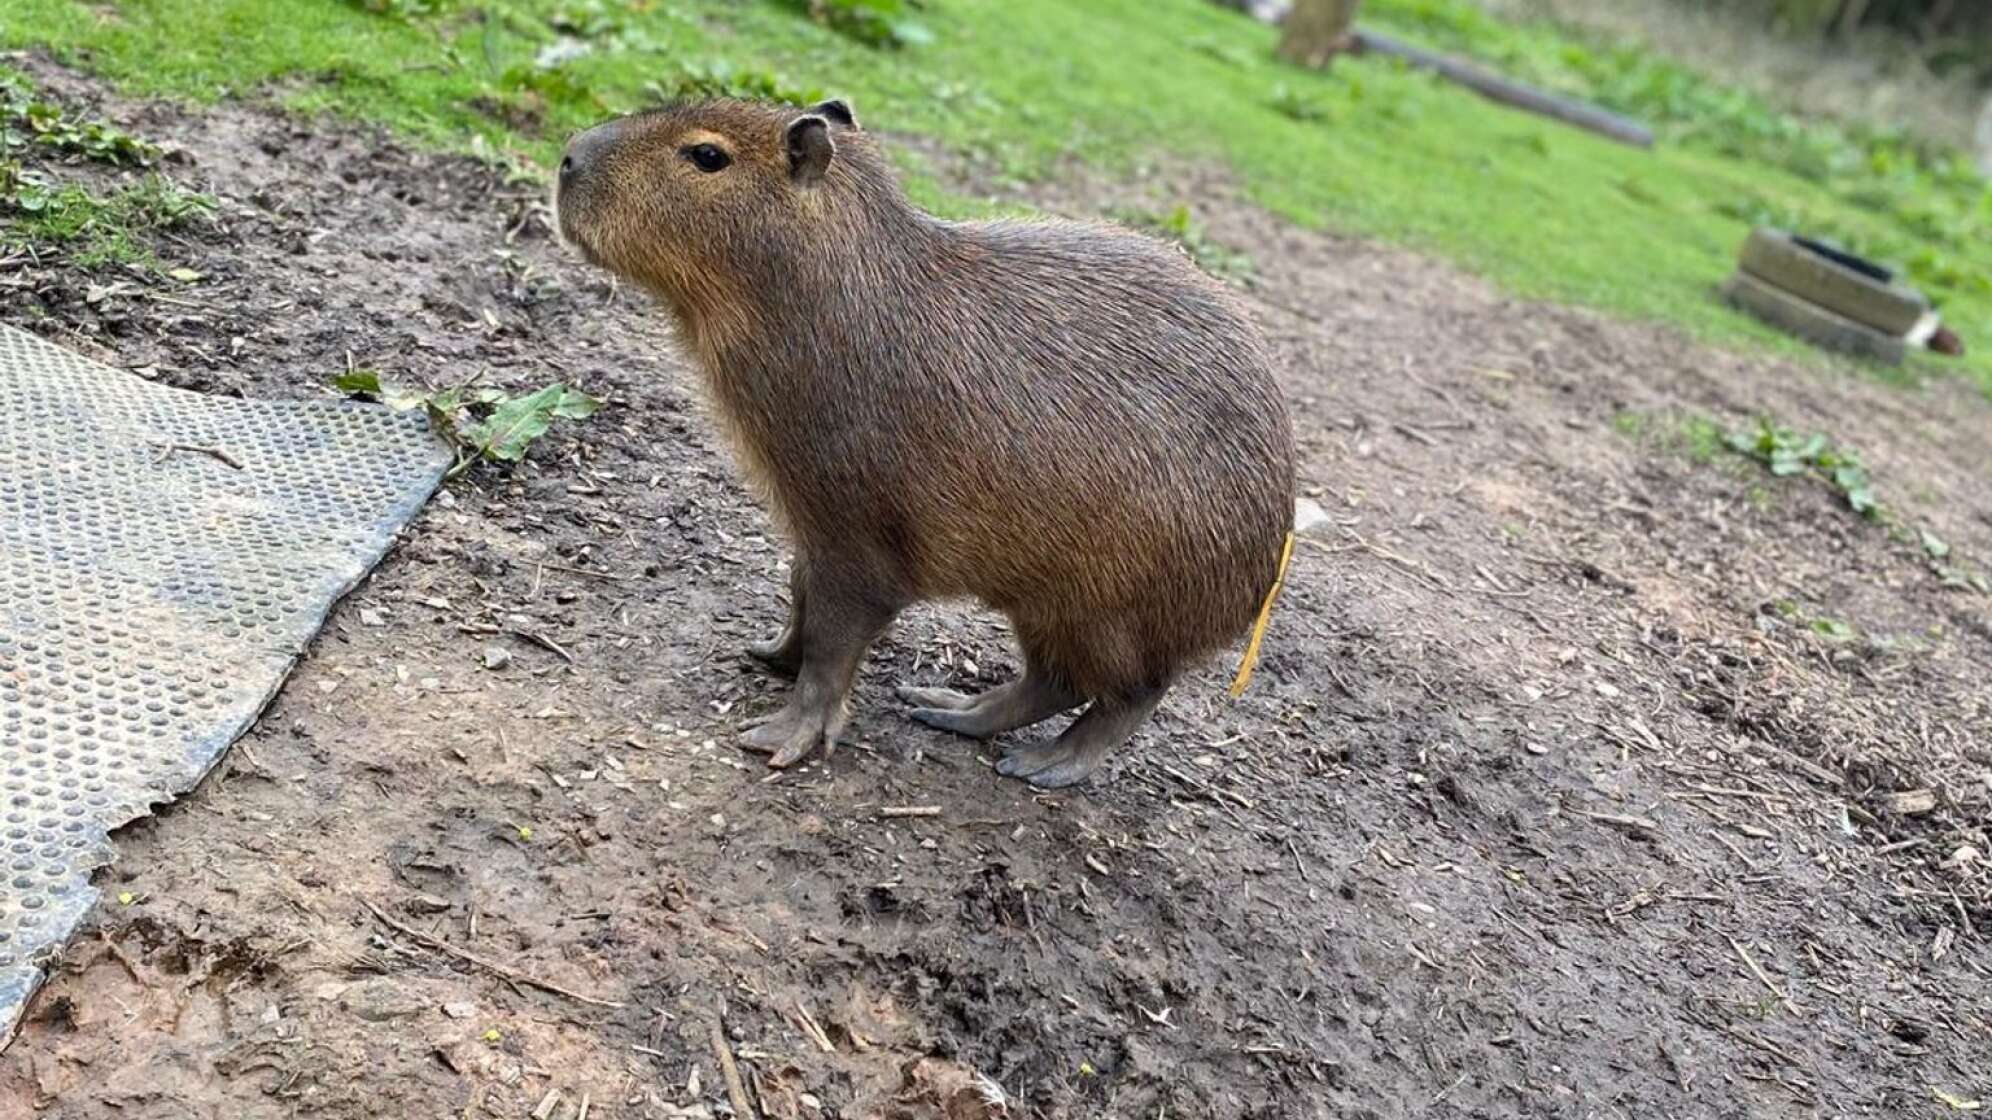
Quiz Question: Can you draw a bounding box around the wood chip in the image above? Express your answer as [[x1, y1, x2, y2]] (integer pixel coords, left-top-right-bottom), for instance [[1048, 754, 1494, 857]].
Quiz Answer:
[[1883, 789, 1937, 816], [876, 806, 941, 818]]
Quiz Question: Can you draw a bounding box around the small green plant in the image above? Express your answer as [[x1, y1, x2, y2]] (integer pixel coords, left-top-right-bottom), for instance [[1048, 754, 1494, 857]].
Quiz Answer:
[[792, 0, 934, 49], [1115, 204, 1256, 286], [333, 370, 602, 476], [342, 0, 458, 18], [1726, 419, 1877, 516], [649, 59, 824, 106], [1268, 83, 1331, 122], [2, 170, 215, 266], [2, 68, 157, 166]]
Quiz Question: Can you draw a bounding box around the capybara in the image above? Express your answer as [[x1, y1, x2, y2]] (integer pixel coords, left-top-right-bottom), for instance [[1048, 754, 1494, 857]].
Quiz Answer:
[[555, 98, 1295, 787]]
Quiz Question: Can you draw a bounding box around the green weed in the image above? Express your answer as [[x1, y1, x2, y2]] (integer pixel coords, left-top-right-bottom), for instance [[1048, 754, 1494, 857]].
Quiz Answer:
[[650, 59, 824, 107], [789, 0, 934, 50], [343, 0, 459, 18], [333, 369, 602, 475], [2, 67, 157, 166], [1268, 83, 1332, 122], [2, 170, 215, 266], [1725, 419, 1877, 516]]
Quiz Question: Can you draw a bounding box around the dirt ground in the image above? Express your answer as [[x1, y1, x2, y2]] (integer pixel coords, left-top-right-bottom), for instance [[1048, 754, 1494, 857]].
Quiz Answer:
[[3, 57, 1990, 1120]]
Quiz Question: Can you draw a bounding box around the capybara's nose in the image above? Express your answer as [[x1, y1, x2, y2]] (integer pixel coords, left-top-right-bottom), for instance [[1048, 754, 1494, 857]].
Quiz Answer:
[[560, 123, 618, 186]]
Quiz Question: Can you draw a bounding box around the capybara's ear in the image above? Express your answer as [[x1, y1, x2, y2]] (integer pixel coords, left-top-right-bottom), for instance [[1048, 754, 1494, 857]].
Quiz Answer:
[[812, 99, 857, 128], [786, 115, 835, 186]]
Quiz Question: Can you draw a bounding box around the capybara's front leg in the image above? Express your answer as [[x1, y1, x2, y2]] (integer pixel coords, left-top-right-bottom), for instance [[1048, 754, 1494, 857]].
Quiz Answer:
[[742, 561, 901, 768]]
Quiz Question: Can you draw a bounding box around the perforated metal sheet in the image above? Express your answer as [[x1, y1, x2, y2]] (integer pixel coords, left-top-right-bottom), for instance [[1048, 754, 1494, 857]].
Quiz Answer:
[[0, 323, 450, 1044]]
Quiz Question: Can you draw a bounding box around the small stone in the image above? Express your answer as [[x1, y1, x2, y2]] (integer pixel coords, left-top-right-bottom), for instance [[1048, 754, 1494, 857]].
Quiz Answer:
[[482, 645, 513, 670], [1293, 496, 1330, 535], [442, 1000, 477, 1020], [360, 609, 387, 627]]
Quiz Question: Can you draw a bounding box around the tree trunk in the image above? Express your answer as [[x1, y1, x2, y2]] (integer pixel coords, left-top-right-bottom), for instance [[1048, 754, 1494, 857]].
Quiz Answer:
[[1276, 0, 1361, 69]]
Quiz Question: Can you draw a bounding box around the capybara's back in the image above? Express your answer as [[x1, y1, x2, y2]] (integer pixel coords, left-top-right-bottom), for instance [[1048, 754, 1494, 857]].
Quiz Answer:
[[555, 97, 1296, 787]]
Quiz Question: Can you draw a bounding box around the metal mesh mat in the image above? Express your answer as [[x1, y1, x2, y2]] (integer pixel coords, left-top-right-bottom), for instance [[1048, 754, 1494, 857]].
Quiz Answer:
[[0, 323, 450, 1044]]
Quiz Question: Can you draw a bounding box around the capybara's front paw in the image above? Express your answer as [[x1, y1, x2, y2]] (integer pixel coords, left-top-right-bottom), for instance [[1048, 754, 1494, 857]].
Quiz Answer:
[[741, 703, 838, 768]]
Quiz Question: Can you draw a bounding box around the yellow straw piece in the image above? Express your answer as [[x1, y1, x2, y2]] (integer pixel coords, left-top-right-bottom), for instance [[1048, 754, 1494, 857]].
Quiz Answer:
[[1229, 530, 1295, 698]]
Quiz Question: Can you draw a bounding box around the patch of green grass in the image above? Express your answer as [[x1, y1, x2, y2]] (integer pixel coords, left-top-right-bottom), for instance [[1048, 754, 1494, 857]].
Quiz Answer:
[[2, 66, 214, 266], [3, 0, 1988, 392], [1610, 409, 1727, 464], [3, 171, 217, 266]]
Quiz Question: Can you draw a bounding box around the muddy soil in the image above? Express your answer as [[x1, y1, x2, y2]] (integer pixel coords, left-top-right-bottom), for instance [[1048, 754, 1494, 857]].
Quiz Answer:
[[2, 56, 1989, 1120]]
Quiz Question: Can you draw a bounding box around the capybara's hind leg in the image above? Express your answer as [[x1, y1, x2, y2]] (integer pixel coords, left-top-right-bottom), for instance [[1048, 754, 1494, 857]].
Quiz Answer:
[[745, 557, 807, 678], [996, 683, 1167, 789], [743, 565, 900, 768], [898, 655, 1080, 739]]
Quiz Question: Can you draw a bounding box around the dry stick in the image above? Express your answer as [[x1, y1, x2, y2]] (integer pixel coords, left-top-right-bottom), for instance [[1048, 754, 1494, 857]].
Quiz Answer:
[[1728, 936, 1800, 1016], [711, 1019, 757, 1120], [509, 628, 576, 664], [538, 562, 630, 583], [1570, 807, 1659, 835], [877, 805, 942, 819], [361, 900, 624, 1009], [794, 998, 836, 1053]]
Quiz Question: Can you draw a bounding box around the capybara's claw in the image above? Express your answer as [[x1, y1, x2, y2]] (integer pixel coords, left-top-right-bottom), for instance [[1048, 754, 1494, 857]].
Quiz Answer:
[[742, 705, 835, 768]]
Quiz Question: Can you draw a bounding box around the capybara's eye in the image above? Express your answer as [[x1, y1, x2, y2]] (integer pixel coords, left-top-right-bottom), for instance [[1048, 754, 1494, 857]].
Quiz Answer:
[[682, 143, 732, 173]]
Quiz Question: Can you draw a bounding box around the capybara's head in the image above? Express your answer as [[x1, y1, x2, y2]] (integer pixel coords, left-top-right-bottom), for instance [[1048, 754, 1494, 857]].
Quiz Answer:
[[554, 97, 874, 306]]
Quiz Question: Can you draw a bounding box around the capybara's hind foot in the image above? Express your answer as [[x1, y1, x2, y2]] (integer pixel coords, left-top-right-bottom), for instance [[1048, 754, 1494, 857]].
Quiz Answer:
[[994, 686, 1165, 788], [742, 703, 840, 768], [899, 671, 1081, 740]]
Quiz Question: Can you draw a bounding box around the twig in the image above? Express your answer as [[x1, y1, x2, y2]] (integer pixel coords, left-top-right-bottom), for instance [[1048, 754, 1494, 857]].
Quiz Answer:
[[711, 1018, 758, 1120], [509, 629, 576, 664], [1391, 422, 1437, 446], [794, 999, 836, 1053], [539, 562, 630, 583], [1570, 808, 1658, 835], [1728, 936, 1800, 1016], [151, 442, 243, 470], [99, 930, 147, 985], [877, 805, 942, 819], [361, 899, 623, 1008]]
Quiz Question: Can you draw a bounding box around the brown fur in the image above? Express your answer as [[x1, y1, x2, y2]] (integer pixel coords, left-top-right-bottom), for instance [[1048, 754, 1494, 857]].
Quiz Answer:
[[556, 99, 1296, 787]]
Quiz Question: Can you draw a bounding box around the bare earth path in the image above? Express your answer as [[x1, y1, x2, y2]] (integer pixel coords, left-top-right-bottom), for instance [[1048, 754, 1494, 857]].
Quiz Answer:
[[2, 59, 1989, 1120]]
